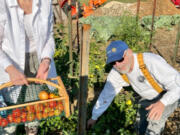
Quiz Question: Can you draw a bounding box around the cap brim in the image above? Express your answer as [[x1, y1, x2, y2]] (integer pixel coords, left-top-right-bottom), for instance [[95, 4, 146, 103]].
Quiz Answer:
[[106, 53, 124, 64]]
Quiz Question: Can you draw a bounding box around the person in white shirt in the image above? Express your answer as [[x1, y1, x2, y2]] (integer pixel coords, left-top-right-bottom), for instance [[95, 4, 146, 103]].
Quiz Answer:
[[0, 0, 57, 134], [87, 40, 180, 135]]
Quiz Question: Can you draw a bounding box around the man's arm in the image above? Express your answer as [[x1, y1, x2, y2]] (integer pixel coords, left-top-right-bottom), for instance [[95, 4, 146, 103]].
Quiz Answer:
[[160, 74, 180, 106], [145, 54, 180, 106], [88, 68, 129, 127], [91, 79, 122, 120], [144, 53, 180, 120]]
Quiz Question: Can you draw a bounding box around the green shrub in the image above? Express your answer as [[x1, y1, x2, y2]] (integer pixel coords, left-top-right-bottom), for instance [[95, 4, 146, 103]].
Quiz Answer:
[[113, 15, 150, 52], [87, 89, 138, 135], [39, 112, 78, 135]]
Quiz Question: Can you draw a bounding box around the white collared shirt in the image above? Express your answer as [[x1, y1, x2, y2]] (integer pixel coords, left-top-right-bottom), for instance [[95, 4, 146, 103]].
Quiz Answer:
[[0, 0, 57, 83], [91, 53, 180, 120], [24, 13, 36, 52]]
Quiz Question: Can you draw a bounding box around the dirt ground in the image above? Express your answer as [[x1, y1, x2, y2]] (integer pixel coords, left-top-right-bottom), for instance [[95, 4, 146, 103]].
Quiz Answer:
[[92, 0, 180, 17], [152, 26, 180, 71]]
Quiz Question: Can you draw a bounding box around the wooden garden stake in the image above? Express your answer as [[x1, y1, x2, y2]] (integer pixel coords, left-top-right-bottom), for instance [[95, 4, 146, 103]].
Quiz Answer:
[[68, 0, 73, 76], [58, 0, 63, 24], [76, 2, 80, 54], [149, 0, 156, 50], [78, 24, 91, 135], [173, 21, 180, 65], [136, 0, 140, 23]]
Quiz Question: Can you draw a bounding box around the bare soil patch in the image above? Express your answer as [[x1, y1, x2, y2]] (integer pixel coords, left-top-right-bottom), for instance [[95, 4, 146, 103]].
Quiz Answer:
[[152, 25, 180, 71], [92, 0, 180, 17]]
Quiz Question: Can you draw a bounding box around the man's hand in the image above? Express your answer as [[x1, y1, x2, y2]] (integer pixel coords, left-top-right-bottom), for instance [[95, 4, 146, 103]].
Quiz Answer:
[[36, 58, 50, 80], [6, 65, 28, 86], [87, 118, 96, 129], [146, 101, 165, 121]]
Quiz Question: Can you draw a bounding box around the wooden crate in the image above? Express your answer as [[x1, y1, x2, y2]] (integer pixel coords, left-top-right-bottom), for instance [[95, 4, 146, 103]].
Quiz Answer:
[[0, 76, 70, 127]]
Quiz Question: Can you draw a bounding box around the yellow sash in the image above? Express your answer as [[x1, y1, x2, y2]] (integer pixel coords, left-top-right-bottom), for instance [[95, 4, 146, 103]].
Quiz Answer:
[[121, 53, 163, 93]]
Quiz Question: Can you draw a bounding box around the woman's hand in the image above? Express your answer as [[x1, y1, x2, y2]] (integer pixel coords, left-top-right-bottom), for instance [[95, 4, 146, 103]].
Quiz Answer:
[[36, 58, 50, 80], [6, 65, 28, 85]]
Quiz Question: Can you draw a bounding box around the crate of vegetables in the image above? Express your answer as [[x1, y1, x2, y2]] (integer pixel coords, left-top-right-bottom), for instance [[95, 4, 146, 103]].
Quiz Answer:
[[0, 76, 70, 128]]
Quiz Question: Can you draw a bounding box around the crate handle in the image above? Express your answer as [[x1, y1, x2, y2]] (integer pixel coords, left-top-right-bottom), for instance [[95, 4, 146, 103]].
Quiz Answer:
[[0, 77, 62, 91]]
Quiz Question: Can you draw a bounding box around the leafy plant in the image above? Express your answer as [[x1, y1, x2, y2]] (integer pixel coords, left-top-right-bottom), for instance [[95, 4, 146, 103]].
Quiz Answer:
[[80, 14, 150, 52], [53, 24, 80, 100], [87, 89, 138, 135], [113, 15, 150, 52], [39, 111, 78, 135], [141, 15, 180, 30], [88, 42, 106, 87]]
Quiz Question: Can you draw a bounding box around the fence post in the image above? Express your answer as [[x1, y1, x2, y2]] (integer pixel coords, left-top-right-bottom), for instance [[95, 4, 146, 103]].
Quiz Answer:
[[149, 0, 156, 50], [76, 2, 80, 54], [68, 0, 73, 76], [136, 0, 140, 23], [78, 24, 91, 135], [57, 0, 63, 24], [173, 22, 180, 65]]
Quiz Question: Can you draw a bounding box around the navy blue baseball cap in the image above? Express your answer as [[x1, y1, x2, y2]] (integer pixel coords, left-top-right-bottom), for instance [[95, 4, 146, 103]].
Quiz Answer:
[[106, 40, 128, 64]]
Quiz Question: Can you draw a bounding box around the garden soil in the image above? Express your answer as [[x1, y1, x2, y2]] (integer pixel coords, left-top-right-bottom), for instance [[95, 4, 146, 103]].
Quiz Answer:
[[92, 0, 180, 17]]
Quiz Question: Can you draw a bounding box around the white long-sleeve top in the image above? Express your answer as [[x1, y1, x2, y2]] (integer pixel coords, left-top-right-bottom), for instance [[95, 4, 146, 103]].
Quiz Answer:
[[0, 0, 57, 83], [92, 53, 180, 120], [24, 13, 36, 53]]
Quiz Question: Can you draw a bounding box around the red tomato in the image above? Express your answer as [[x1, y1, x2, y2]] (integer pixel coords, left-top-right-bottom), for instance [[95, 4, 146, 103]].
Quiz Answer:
[[12, 108, 21, 118], [49, 101, 57, 108], [21, 112, 27, 119], [7, 114, 13, 123], [36, 112, 43, 120], [13, 117, 21, 124], [22, 117, 27, 123], [26, 105, 35, 113], [42, 112, 48, 119], [1, 118, 8, 127], [27, 113, 35, 122]]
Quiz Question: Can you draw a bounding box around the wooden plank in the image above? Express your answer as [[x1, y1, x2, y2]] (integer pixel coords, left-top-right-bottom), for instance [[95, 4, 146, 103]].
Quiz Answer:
[[76, 2, 80, 54], [173, 22, 180, 65], [68, 0, 73, 76], [78, 24, 91, 135], [136, 0, 140, 23], [0, 78, 62, 92], [56, 76, 70, 117], [149, 0, 157, 50], [57, 0, 63, 24], [0, 97, 65, 111]]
